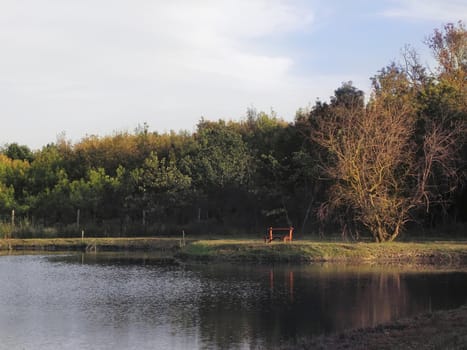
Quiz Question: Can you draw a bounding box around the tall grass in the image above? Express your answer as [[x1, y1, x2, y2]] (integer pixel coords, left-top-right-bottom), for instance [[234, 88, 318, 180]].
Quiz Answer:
[[0, 222, 13, 239]]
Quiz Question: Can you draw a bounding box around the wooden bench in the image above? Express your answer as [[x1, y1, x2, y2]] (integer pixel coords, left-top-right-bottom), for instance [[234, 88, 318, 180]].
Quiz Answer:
[[264, 226, 294, 243]]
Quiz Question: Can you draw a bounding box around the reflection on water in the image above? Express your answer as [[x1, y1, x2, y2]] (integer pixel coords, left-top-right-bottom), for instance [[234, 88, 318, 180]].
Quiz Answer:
[[0, 253, 466, 350]]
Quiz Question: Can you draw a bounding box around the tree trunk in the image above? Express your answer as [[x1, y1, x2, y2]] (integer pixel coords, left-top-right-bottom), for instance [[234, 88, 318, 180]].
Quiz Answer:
[[300, 199, 313, 235]]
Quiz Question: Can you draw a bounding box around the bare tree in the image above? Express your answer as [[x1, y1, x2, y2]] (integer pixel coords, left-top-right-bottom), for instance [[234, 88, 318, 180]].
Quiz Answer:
[[312, 88, 463, 242], [415, 118, 464, 216]]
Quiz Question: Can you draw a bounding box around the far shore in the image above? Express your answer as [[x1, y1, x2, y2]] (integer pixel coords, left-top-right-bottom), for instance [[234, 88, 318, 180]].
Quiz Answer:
[[0, 237, 184, 253], [1, 237, 467, 265]]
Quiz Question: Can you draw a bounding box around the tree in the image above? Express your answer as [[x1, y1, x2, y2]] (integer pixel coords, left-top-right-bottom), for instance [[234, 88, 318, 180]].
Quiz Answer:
[[134, 152, 191, 222], [0, 182, 15, 213], [0, 154, 30, 215], [331, 81, 365, 109], [426, 21, 467, 85], [1, 143, 34, 163], [419, 22, 467, 223], [192, 119, 251, 189], [312, 81, 462, 242], [26, 145, 64, 195], [312, 87, 410, 241], [31, 169, 74, 224], [240, 111, 294, 226]]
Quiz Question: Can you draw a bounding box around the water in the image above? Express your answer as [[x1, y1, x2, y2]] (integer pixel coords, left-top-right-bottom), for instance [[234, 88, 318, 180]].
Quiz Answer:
[[0, 252, 466, 349]]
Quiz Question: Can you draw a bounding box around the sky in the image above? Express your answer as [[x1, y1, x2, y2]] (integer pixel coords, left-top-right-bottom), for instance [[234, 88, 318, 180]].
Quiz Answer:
[[1, 0, 466, 149]]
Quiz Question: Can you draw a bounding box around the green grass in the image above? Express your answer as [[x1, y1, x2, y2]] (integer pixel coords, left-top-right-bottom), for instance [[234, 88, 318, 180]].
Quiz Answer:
[[0, 237, 185, 252], [2, 237, 467, 264], [177, 239, 467, 263]]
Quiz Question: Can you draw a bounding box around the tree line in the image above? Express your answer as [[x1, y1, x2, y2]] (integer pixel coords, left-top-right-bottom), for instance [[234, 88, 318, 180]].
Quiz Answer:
[[1, 22, 466, 241]]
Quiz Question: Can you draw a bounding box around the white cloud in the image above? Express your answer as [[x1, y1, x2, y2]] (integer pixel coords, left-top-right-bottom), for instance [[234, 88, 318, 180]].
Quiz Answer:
[[0, 1, 313, 89], [384, 0, 467, 22], [0, 0, 318, 147]]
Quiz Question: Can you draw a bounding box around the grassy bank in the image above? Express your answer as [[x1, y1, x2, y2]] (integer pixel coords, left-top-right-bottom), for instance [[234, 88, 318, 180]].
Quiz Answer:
[[1, 237, 467, 264], [177, 239, 467, 264], [0, 237, 185, 252]]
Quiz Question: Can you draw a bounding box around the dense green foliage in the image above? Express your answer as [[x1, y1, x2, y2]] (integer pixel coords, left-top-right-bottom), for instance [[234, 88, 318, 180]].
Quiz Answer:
[[1, 23, 466, 240], [1, 115, 315, 237]]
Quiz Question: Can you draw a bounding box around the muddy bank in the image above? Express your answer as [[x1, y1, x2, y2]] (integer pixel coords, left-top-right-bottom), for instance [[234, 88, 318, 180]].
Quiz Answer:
[[280, 304, 467, 350]]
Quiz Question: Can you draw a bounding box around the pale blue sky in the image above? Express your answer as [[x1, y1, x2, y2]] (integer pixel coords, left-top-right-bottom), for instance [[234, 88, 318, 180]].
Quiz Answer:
[[1, 0, 466, 149]]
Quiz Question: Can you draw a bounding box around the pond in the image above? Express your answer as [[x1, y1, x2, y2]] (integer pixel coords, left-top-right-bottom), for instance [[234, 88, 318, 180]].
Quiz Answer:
[[0, 252, 466, 349]]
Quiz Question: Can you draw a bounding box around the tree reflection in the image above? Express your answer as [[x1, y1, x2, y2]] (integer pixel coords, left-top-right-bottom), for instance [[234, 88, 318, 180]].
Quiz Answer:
[[35, 256, 467, 350], [191, 264, 467, 349]]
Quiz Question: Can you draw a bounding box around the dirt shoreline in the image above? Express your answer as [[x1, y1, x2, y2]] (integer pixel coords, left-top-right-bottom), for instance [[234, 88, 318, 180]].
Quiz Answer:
[[285, 304, 467, 350]]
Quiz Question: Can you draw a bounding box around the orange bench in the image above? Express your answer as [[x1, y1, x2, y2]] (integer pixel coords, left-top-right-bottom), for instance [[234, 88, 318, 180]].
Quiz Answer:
[[264, 226, 294, 243]]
